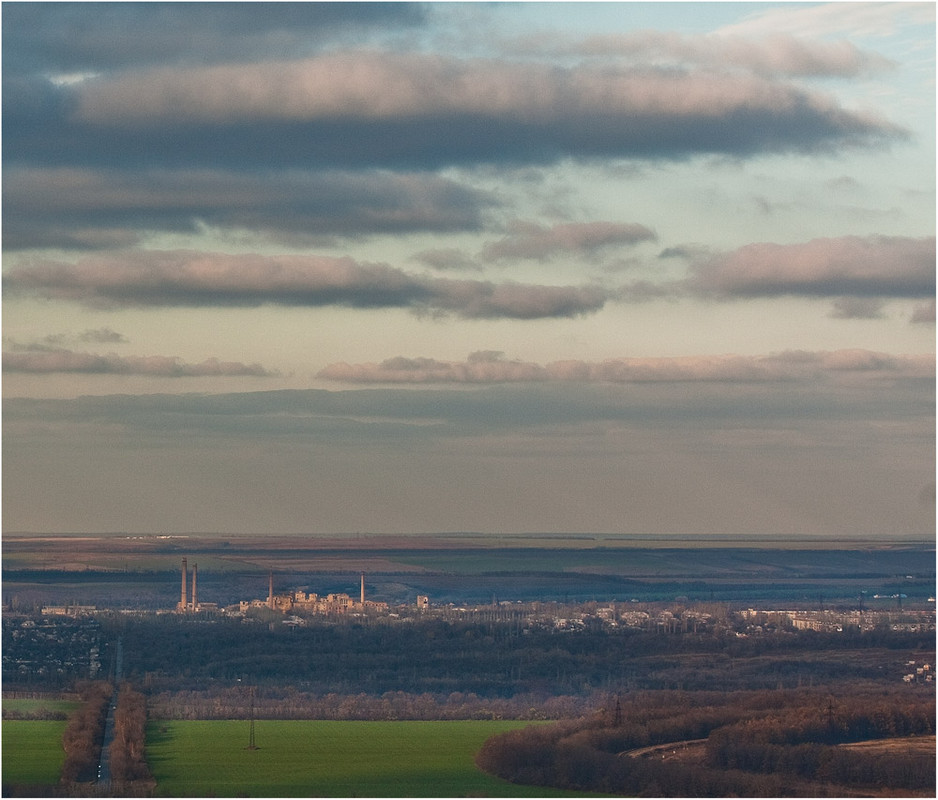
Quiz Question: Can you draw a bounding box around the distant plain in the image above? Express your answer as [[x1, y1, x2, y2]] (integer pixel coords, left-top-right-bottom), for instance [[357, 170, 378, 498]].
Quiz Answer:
[[3, 532, 933, 609]]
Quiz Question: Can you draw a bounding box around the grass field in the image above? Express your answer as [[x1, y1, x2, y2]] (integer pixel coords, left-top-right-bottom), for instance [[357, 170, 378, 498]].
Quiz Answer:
[[2, 697, 79, 715], [146, 719, 582, 797], [1, 720, 68, 787]]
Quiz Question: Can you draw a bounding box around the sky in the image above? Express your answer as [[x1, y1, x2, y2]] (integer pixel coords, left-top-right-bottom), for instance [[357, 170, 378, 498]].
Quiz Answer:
[[2, 1, 935, 537]]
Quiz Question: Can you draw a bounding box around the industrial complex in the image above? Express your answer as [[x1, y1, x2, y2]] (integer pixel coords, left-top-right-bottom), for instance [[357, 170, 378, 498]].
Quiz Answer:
[[173, 558, 391, 617]]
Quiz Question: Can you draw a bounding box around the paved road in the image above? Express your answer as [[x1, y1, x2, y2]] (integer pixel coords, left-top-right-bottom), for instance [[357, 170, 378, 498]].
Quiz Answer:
[[96, 637, 123, 788], [621, 738, 708, 760]]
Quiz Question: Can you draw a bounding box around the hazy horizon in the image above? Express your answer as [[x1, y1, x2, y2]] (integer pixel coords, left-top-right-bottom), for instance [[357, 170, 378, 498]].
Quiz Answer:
[[3, 2, 934, 537]]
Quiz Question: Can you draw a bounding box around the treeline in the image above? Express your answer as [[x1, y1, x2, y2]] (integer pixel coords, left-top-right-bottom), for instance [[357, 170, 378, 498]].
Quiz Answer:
[[103, 614, 933, 696], [60, 681, 112, 785], [706, 697, 936, 790], [2, 708, 68, 721], [476, 688, 936, 797], [148, 687, 594, 721], [109, 685, 151, 785]]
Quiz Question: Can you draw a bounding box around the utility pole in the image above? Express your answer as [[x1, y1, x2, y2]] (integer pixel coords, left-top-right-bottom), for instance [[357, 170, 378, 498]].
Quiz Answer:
[[246, 686, 258, 750]]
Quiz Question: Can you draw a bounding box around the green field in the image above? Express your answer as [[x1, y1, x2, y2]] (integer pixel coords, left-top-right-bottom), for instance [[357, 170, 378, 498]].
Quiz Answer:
[[1, 720, 68, 787], [2, 697, 79, 715], [146, 719, 581, 797]]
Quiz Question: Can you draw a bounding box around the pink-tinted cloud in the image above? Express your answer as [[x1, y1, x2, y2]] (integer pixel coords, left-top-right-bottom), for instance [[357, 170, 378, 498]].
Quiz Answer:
[[318, 349, 934, 384], [567, 31, 894, 77], [4, 250, 609, 319], [2, 348, 277, 377], [688, 236, 935, 298], [73, 51, 894, 128]]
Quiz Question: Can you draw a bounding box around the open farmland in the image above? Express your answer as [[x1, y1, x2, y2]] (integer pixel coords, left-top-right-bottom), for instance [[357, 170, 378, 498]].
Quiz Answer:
[[2, 697, 79, 791], [145, 719, 581, 797], [1, 719, 69, 789]]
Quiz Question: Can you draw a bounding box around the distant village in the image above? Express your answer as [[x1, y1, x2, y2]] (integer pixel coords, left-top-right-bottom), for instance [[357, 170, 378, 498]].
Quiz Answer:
[[32, 557, 935, 639], [4, 556, 934, 689]]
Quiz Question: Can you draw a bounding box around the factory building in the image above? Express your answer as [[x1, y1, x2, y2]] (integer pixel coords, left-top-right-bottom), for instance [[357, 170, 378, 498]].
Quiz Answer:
[[172, 559, 385, 616], [239, 572, 387, 616], [175, 558, 216, 612]]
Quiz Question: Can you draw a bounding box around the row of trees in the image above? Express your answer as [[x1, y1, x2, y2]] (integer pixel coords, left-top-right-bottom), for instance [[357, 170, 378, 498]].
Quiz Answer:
[[108, 685, 151, 785], [705, 696, 936, 790], [2, 708, 68, 721], [101, 613, 933, 696], [476, 687, 936, 796], [148, 687, 596, 721], [59, 681, 112, 784]]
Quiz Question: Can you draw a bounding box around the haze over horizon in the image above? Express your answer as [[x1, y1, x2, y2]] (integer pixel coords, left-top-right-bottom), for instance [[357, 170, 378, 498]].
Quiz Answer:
[[2, 2, 934, 538]]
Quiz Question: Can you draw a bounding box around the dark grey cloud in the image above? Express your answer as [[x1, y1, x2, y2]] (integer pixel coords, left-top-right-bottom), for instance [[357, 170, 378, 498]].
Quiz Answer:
[[2, 2, 426, 74], [828, 297, 886, 320], [2, 167, 495, 250], [658, 244, 713, 260], [3, 52, 906, 173], [2, 348, 278, 377], [481, 220, 657, 262], [411, 248, 482, 272], [3, 250, 609, 320]]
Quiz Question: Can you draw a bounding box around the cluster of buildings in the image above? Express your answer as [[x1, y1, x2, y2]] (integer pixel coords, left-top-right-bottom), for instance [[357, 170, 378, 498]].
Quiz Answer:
[[170, 558, 400, 617], [2, 614, 102, 683], [547, 607, 717, 633], [40, 604, 97, 617], [739, 607, 936, 634], [238, 571, 389, 615], [902, 661, 932, 684]]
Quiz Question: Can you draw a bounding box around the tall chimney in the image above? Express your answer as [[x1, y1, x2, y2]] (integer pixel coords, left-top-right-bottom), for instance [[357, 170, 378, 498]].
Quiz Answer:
[[360, 572, 365, 605], [180, 558, 188, 610], [191, 563, 198, 611], [268, 571, 274, 609]]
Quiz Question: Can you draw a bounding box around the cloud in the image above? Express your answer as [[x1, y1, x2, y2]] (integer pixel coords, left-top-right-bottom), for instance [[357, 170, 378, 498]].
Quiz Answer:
[[77, 327, 129, 344], [4, 329, 129, 350], [319, 351, 550, 384], [4, 374, 932, 536], [5, 52, 905, 172], [828, 297, 886, 319], [2, 348, 277, 377], [717, 2, 935, 40], [411, 248, 481, 272], [688, 236, 935, 299], [3, 250, 609, 320], [1, 2, 427, 74], [658, 244, 714, 260], [2, 167, 494, 250], [481, 220, 656, 262], [70, 52, 896, 130], [910, 299, 936, 324], [317, 349, 934, 385], [542, 31, 894, 77]]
